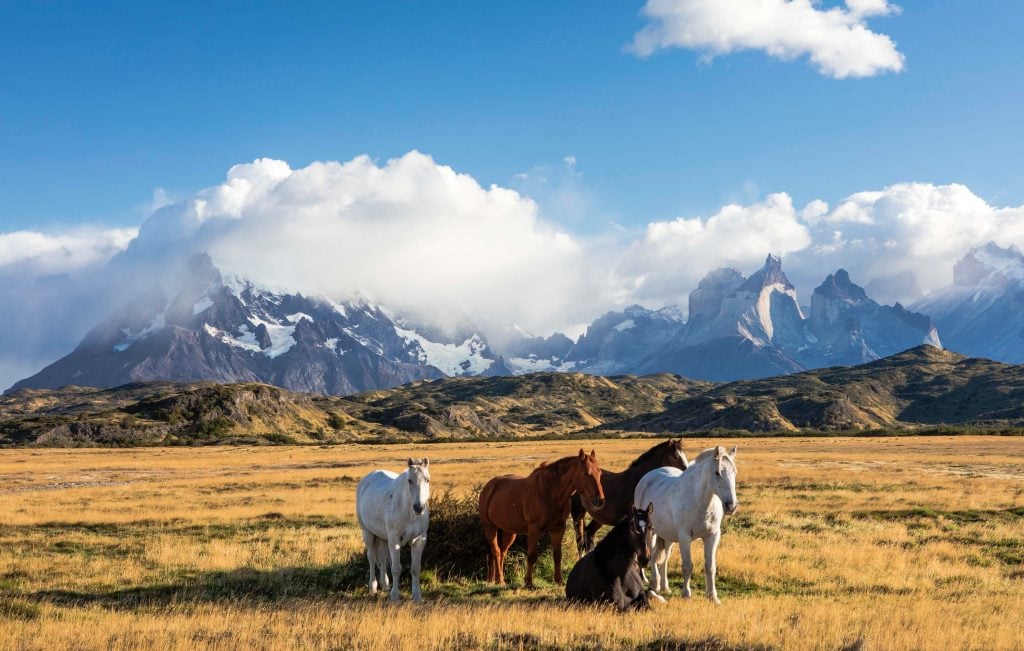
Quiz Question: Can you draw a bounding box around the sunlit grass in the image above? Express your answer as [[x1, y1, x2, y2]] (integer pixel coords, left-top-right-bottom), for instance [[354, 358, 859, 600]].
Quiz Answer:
[[0, 436, 1022, 649]]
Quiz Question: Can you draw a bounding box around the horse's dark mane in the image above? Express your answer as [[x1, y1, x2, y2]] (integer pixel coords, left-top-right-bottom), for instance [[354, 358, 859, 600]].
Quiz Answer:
[[626, 440, 676, 470], [534, 455, 578, 477]]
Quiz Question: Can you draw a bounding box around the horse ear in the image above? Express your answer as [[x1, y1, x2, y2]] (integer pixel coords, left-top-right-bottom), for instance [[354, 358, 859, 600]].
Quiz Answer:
[[422, 457, 429, 466], [590, 449, 596, 459], [646, 502, 654, 516], [729, 446, 738, 458], [714, 447, 723, 460], [579, 448, 586, 460], [407, 457, 414, 466]]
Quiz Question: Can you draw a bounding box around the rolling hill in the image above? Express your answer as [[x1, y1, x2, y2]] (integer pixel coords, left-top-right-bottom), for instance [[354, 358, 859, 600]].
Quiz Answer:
[[3, 345, 1024, 446]]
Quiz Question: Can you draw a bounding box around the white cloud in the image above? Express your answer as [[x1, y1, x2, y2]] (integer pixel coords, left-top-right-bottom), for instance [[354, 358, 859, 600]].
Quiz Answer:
[[616, 192, 814, 306], [798, 182, 1024, 297], [0, 226, 137, 274], [630, 0, 905, 79], [127, 151, 597, 335], [6, 151, 1024, 389]]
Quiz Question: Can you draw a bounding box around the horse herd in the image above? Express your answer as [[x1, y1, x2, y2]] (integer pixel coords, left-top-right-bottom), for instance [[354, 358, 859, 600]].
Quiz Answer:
[[355, 439, 740, 611]]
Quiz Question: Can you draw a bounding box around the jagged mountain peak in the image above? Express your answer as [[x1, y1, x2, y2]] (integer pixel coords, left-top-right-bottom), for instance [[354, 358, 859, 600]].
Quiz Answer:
[[738, 253, 794, 292], [953, 241, 1024, 287], [697, 267, 745, 290], [815, 269, 868, 302]]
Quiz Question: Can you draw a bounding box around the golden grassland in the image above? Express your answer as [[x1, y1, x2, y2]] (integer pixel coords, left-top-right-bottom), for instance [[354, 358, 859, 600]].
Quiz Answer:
[[0, 436, 1023, 650]]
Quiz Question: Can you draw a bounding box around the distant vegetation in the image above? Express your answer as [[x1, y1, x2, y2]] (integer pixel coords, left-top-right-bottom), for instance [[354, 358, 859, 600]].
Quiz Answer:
[[3, 346, 1024, 446]]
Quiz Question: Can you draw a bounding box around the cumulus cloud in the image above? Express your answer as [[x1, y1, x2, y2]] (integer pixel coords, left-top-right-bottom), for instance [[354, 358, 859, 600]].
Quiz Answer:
[[617, 192, 813, 306], [0, 226, 137, 275], [6, 150, 1024, 389], [124, 151, 598, 335], [797, 182, 1024, 297], [0, 226, 137, 390], [630, 0, 905, 79], [619, 182, 1024, 309]]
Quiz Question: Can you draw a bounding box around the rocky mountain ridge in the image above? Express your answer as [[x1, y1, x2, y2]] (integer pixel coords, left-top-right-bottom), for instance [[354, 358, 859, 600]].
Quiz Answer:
[[4, 345, 1024, 446]]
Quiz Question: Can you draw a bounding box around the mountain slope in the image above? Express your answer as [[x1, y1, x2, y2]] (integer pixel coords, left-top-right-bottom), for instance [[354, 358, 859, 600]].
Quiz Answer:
[[10, 254, 514, 395], [0, 373, 711, 445], [913, 243, 1024, 363], [5, 346, 1024, 445], [612, 345, 1024, 433]]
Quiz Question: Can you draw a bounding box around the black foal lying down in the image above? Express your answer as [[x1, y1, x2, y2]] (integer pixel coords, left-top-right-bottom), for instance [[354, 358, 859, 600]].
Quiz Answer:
[[565, 502, 656, 611]]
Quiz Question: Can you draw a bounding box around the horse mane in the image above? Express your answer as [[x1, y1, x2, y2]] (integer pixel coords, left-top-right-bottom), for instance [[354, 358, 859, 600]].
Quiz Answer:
[[693, 446, 735, 468], [627, 440, 676, 470], [534, 455, 578, 477]]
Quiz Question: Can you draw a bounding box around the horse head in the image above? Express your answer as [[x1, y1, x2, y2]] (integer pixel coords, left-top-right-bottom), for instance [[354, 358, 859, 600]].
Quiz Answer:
[[576, 448, 605, 509], [628, 502, 656, 566], [711, 446, 739, 515], [406, 457, 431, 515], [665, 438, 690, 470]]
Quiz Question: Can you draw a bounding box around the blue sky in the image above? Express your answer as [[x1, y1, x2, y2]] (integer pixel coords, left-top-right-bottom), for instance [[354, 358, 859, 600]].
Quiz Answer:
[[2, 0, 1022, 234]]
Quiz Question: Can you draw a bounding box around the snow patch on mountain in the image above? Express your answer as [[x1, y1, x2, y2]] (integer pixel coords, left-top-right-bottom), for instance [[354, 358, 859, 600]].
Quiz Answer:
[[394, 326, 494, 376], [192, 297, 213, 315], [113, 313, 166, 352], [204, 319, 297, 359], [507, 355, 577, 374]]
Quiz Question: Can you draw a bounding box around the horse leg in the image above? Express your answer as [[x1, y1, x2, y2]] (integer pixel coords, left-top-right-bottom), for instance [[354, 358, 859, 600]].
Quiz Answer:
[[570, 494, 587, 558], [584, 518, 602, 553], [525, 528, 541, 588], [388, 538, 403, 602], [659, 541, 675, 594], [410, 535, 426, 603], [678, 533, 694, 599], [483, 523, 501, 584], [362, 530, 378, 593], [611, 577, 630, 612], [549, 526, 566, 585], [703, 530, 721, 604], [375, 537, 390, 590], [497, 531, 516, 586], [626, 574, 651, 611], [648, 536, 668, 595]]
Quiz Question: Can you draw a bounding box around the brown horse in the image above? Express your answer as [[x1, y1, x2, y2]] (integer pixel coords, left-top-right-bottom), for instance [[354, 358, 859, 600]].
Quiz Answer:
[[570, 439, 689, 555], [479, 449, 605, 587]]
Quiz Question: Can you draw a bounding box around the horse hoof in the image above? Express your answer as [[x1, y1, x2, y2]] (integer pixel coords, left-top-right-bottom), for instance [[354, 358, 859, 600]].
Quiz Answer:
[[648, 591, 667, 604], [389, 594, 401, 603]]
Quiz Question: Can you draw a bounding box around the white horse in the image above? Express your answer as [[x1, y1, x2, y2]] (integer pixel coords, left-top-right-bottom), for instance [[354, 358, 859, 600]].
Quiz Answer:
[[634, 446, 738, 604], [356, 457, 431, 602]]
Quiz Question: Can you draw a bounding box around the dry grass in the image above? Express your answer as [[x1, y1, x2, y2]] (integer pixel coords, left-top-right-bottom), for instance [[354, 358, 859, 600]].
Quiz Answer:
[[0, 436, 1022, 650]]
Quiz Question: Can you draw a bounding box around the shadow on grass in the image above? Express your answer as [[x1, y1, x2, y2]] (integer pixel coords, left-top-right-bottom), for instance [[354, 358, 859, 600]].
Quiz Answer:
[[26, 555, 368, 609], [22, 554, 575, 611]]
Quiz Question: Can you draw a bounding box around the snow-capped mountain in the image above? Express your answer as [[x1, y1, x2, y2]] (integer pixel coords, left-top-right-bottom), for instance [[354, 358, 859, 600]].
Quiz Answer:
[[11, 254, 510, 395], [912, 242, 1024, 363], [805, 269, 941, 367], [565, 304, 685, 375], [9, 251, 949, 394], [569, 255, 939, 382]]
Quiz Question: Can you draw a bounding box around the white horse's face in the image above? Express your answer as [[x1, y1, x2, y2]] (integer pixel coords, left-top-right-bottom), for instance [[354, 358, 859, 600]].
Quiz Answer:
[[712, 446, 739, 515], [406, 458, 431, 515]]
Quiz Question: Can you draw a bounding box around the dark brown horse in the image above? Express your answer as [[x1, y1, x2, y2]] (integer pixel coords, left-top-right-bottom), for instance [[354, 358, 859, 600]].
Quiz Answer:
[[570, 439, 688, 555], [479, 449, 605, 587]]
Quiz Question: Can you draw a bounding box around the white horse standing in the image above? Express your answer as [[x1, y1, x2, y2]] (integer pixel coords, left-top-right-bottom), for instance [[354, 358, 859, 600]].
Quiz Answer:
[[356, 458, 431, 602], [634, 446, 738, 603]]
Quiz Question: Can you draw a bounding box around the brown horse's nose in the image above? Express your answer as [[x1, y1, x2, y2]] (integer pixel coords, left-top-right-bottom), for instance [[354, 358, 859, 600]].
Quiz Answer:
[[592, 497, 605, 509]]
